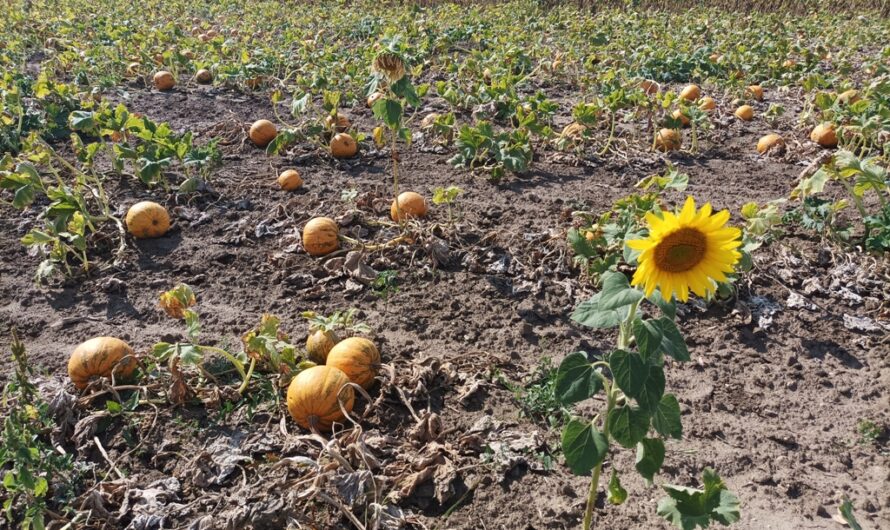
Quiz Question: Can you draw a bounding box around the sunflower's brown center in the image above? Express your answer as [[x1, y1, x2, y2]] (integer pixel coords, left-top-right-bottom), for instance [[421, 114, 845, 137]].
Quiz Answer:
[[653, 227, 707, 273]]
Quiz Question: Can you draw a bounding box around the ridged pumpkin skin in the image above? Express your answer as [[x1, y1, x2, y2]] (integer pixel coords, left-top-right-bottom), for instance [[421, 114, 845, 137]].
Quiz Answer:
[[277, 169, 303, 191], [287, 365, 354, 432], [126, 201, 170, 239], [734, 105, 754, 121], [306, 329, 339, 364], [810, 123, 838, 148], [757, 134, 785, 154], [655, 128, 681, 152], [303, 217, 339, 256], [249, 119, 277, 147], [330, 133, 357, 158], [746, 85, 764, 101], [153, 71, 175, 91], [325, 337, 380, 389], [68, 337, 137, 389], [390, 191, 428, 222], [679, 84, 700, 101]]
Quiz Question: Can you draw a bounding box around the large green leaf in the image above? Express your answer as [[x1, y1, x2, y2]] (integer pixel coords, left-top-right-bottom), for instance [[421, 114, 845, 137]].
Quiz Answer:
[[633, 318, 663, 359], [372, 98, 403, 129], [635, 438, 665, 484], [607, 405, 650, 448], [653, 394, 683, 439], [657, 317, 690, 362], [562, 419, 609, 475], [554, 352, 602, 406], [657, 468, 741, 530], [599, 271, 644, 310], [571, 291, 628, 329], [610, 349, 646, 397]]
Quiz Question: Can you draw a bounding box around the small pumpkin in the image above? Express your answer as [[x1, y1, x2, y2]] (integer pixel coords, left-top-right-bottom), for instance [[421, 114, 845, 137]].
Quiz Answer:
[[671, 109, 690, 127], [679, 84, 700, 101], [757, 133, 785, 154], [639, 79, 659, 95], [421, 113, 440, 129], [153, 71, 175, 91], [68, 337, 137, 390], [306, 329, 339, 364], [325, 113, 351, 132], [698, 97, 717, 111], [390, 191, 428, 222], [182, 50, 195, 60], [655, 128, 681, 152], [330, 133, 358, 158], [126, 201, 170, 239], [782, 59, 796, 69], [837, 89, 860, 105], [277, 169, 302, 191], [734, 105, 754, 121], [810, 123, 838, 148], [367, 92, 384, 107], [746, 85, 764, 101], [561, 122, 586, 140], [303, 217, 339, 256], [249, 119, 277, 147], [195, 69, 212, 84], [325, 337, 380, 389], [286, 365, 354, 432]]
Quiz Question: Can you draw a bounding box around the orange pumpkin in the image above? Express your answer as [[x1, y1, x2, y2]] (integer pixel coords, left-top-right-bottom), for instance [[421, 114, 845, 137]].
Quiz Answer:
[[639, 79, 659, 95], [655, 128, 681, 152], [153, 71, 175, 91], [325, 337, 380, 389], [671, 109, 690, 127], [757, 134, 785, 154], [782, 59, 796, 69], [277, 169, 302, 191], [367, 92, 384, 107], [68, 337, 137, 390], [838, 89, 860, 105], [302, 217, 339, 256], [746, 85, 764, 101], [330, 133, 357, 158], [306, 329, 339, 364], [390, 191, 428, 222], [734, 105, 754, 121], [195, 69, 212, 84], [324, 113, 350, 132], [286, 365, 354, 432], [698, 97, 717, 111], [810, 123, 838, 148], [126, 201, 170, 239], [680, 84, 700, 101], [249, 119, 277, 147]]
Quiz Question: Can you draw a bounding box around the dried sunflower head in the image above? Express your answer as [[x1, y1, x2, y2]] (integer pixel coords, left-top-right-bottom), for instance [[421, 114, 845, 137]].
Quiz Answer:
[[373, 52, 406, 82]]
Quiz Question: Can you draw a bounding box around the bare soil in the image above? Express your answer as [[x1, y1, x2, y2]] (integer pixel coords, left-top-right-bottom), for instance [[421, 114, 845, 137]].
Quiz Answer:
[[1, 82, 888, 530]]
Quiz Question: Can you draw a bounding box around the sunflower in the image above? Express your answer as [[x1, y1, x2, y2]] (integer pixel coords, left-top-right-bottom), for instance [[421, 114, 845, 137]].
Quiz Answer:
[[627, 197, 742, 302]]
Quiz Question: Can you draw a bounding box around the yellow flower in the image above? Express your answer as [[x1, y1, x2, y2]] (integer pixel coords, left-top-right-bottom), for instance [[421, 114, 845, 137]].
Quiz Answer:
[[627, 197, 741, 302]]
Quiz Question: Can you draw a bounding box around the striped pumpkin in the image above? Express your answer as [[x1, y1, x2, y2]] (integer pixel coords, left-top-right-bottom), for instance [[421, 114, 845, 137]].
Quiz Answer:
[[302, 217, 339, 256], [325, 337, 380, 389], [286, 365, 354, 432], [306, 329, 339, 364]]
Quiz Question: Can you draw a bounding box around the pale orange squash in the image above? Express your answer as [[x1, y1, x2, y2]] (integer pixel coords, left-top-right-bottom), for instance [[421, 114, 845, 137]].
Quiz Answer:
[[153, 71, 175, 91], [68, 337, 137, 389], [306, 329, 339, 364], [757, 134, 785, 154], [679, 84, 700, 101], [302, 217, 339, 256], [195, 69, 212, 84], [810, 123, 838, 148], [734, 105, 754, 121], [330, 133, 358, 158], [286, 365, 354, 432], [655, 128, 681, 152], [249, 119, 277, 147], [277, 169, 302, 191], [390, 192, 428, 222], [126, 201, 170, 239], [324, 113, 351, 132], [325, 337, 380, 390], [746, 85, 764, 101]]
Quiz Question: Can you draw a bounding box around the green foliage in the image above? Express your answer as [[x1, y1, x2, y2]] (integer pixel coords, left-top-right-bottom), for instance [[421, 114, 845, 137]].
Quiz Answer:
[[371, 270, 399, 299], [449, 120, 533, 182], [508, 358, 569, 429], [657, 468, 741, 530], [1, 333, 76, 529], [856, 418, 885, 445]]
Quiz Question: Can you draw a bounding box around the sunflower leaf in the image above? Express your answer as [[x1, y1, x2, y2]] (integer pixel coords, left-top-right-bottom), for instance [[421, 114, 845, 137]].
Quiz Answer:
[[572, 292, 628, 329], [562, 419, 609, 475], [657, 468, 741, 530], [653, 394, 682, 439], [656, 317, 690, 362], [598, 271, 644, 310], [555, 351, 602, 406], [607, 405, 650, 448], [635, 438, 665, 484], [607, 469, 628, 505]]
